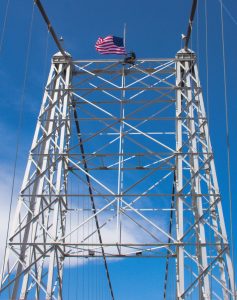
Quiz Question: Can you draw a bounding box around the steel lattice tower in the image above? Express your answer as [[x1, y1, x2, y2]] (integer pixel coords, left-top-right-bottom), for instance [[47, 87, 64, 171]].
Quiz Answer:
[[0, 49, 235, 299]]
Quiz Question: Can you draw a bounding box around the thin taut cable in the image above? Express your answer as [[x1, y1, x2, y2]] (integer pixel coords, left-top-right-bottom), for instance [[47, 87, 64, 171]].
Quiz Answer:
[[220, 0, 236, 294], [0, 1, 35, 295], [184, 0, 198, 50], [163, 172, 176, 300], [34, 0, 67, 58], [72, 103, 115, 300], [0, 0, 10, 54]]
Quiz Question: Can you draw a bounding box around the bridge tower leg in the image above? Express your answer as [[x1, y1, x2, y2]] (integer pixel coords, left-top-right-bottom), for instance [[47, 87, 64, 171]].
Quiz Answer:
[[0, 51, 73, 300], [175, 49, 235, 299]]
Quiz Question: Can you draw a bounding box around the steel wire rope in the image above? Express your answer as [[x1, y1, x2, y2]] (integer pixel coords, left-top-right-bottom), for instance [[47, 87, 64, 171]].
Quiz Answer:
[[94, 205, 96, 300], [41, 29, 50, 92], [204, 0, 210, 161], [163, 172, 176, 300], [173, 2, 199, 297], [28, 27, 49, 299], [96, 254, 99, 300], [184, 0, 198, 50], [193, 4, 200, 299], [88, 197, 90, 300], [95, 254, 97, 300], [0, 2, 35, 297], [72, 105, 115, 300], [69, 184, 72, 299], [34, 0, 67, 58], [0, 0, 10, 54], [91, 209, 93, 300], [92, 197, 97, 300], [90, 181, 95, 300], [87, 191, 89, 300], [90, 201, 93, 300], [196, 0, 199, 61], [185, 3, 213, 296], [217, 0, 237, 27], [33, 36, 50, 297], [219, 0, 236, 295], [83, 193, 85, 299], [191, 2, 213, 296], [93, 216, 98, 300], [203, 0, 214, 296], [190, 24, 195, 298], [76, 183, 79, 300]]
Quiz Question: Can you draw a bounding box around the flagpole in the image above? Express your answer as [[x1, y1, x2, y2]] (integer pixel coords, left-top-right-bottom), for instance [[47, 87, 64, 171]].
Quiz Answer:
[[123, 23, 127, 53]]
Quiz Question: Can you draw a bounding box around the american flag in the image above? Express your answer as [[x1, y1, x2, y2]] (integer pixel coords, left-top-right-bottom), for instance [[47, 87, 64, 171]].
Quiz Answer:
[[95, 35, 126, 55]]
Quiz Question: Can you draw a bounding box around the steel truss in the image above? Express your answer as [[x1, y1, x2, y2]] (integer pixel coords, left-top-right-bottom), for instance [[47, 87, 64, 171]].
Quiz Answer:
[[0, 49, 235, 299]]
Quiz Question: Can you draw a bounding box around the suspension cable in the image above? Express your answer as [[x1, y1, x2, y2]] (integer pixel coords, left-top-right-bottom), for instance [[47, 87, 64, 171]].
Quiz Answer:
[[184, 0, 198, 50], [204, 0, 210, 121], [72, 103, 115, 300], [218, 0, 237, 26], [34, 0, 67, 58], [219, 0, 236, 292], [163, 172, 176, 300], [0, 1, 35, 295], [204, 2, 215, 295], [0, 0, 10, 54]]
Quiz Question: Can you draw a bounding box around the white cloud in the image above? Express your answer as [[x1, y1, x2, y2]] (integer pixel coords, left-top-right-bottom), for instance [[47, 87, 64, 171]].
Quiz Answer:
[[0, 166, 21, 272]]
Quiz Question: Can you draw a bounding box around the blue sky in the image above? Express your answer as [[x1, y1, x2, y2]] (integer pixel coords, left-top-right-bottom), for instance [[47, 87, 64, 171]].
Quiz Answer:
[[0, 0, 237, 299]]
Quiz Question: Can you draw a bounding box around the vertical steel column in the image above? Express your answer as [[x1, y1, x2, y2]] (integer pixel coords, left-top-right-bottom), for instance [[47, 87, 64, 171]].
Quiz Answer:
[[46, 55, 72, 299], [184, 54, 210, 299], [175, 52, 185, 299], [116, 65, 126, 245], [193, 63, 236, 299]]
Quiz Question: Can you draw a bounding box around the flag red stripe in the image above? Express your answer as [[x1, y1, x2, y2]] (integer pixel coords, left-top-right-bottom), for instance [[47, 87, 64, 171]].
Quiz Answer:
[[95, 35, 126, 55]]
